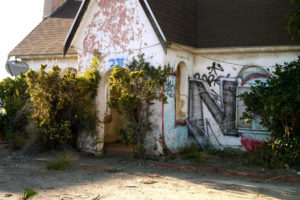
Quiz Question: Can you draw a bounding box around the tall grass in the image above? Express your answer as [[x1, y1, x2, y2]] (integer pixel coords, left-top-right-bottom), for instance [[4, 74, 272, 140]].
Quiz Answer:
[[21, 188, 37, 200], [46, 152, 78, 171]]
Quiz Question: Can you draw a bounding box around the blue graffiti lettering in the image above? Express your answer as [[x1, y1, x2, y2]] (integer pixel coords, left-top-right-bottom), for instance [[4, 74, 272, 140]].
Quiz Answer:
[[116, 58, 125, 67], [109, 58, 125, 68], [109, 59, 116, 68]]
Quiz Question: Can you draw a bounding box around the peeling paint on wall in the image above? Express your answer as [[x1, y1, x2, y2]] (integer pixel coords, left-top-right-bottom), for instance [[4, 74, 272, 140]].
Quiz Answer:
[[73, 1, 300, 154], [75, 0, 165, 154], [77, 0, 163, 72], [162, 75, 189, 152]]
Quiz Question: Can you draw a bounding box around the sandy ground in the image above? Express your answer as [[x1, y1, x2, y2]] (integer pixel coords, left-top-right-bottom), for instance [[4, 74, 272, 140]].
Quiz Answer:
[[0, 154, 299, 200]]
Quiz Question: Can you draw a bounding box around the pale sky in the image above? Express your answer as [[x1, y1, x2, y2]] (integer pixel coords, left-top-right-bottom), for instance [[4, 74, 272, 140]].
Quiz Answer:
[[0, 0, 44, 80]]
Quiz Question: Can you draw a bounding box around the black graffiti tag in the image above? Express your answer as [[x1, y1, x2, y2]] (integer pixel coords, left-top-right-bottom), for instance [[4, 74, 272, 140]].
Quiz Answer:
[[189, 79, 238, 136], [193, 73, 219, 87], [193, 62, 230, 87], [207, 62, 224, 76], [165, 78, 175, 97]]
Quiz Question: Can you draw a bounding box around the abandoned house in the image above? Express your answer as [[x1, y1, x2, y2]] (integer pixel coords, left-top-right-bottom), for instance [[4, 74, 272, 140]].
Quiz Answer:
[[8, 0, 300, 154]]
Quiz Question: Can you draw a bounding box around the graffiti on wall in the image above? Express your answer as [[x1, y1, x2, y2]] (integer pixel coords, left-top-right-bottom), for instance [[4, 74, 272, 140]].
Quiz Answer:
[[165, 78, 175, 97], [189, 78, 238, 136], [109, 58, 126, 68], [187, 65, 271, 151], [207, 62, 223, 76], [160, 59, 273, 152], [193, 62, 230, 87]]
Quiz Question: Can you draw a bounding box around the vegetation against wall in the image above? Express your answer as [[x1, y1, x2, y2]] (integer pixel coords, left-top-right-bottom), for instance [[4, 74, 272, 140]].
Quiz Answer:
[[287, 0, 300, 39], [108, 54, 170, 157], [0, 73, 30, 150], [26, 55, 101, 147], [240, 57, 300, 168]]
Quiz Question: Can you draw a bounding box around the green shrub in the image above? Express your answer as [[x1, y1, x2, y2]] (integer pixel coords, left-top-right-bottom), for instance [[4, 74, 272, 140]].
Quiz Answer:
[[6, 130, 26, 150], [130, 143, 145, 159], [287, 0, 300, 39], [21, 188, 37, 200], [240, 57, 300, 168], [254, 135, 300, 169], [115, 125, 135, 145], [26, 54, 101, 147], [108, 54, 170, 158], [0, 73, 30, 150]]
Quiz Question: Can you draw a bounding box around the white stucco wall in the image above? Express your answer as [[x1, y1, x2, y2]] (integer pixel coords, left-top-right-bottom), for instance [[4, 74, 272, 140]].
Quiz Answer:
[[71, 0, 166, 154], [163, 46, 300, 152], [68, 0, 300, 154], [72, 0, 165, 73], [24, 57, 78, 72]]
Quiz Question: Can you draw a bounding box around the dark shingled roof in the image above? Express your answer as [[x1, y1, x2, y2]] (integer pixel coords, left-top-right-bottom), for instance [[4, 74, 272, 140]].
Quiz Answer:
[[145, 0, 300, 48], [12, 0, 300, 57], [143, 0, 198, 47], [9, 0, 82, 57]]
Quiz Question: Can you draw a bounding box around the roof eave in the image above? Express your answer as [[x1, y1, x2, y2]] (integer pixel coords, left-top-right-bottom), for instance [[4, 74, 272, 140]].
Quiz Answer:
[[63, 0, 90, 56], [139, 0, 167, 53], [169, 42, 300, 54], [9, 53, 78, 60], [64, 0, 168, 56]]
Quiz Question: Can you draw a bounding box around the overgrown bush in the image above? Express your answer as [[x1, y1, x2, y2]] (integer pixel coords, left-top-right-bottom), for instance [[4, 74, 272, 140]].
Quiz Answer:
[[108, 54, 170, 158], [287, 0, 300, 39], [115, 125, 135, 145], [240, 57, 300, 168], [0, 73, 30, 150], [26, 55, 101, 147], [255, 135, 300, 168]]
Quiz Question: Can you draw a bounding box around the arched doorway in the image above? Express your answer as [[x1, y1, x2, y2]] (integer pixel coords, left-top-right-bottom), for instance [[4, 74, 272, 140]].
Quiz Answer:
[[175, 62, 188, 122], [96, 69, 128, 153]]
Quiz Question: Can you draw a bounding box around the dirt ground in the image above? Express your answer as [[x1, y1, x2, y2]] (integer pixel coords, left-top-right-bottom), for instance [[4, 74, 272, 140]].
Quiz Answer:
[[0, 152, 299, 200]]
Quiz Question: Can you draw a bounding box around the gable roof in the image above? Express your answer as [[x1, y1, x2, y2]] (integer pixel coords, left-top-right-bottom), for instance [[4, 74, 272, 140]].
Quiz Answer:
[[9, 0, 82, 58], [63, 0, 90, 56], [141, 0, 199, 48], [144, 0, 300, 48], [25, 0, 300, 56]]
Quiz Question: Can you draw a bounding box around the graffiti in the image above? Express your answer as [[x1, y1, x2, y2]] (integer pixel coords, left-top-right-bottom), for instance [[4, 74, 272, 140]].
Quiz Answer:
[[109, 58, 125, 68], [109, 59, 115, 68], [240, 132, 263, 152], [205, 120, 223, 149], [165, 78, 175, 97], [193, 73, 218, 87], [80, 0, 146, 68], [193, 62, 230, 87], [211, 89, 221, 102], [169, 67, 175, 75], [116, 58, 125, 67], [207, 62, 224, 76], [189, 78, 238, 136]]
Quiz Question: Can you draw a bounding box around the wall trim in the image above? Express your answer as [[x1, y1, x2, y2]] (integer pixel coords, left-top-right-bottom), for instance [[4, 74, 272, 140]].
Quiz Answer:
[[9, 54, 78, 60], [170, 43, 300, 54]]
